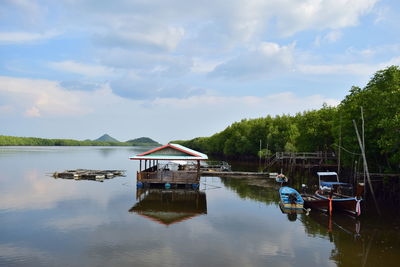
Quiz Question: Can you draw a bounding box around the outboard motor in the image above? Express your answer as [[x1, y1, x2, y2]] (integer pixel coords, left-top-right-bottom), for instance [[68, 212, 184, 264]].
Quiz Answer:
[[288, 192, 298, 203]]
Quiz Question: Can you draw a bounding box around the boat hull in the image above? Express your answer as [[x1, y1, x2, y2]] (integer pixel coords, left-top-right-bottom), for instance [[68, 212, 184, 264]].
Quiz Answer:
[[315, 191, 361, 216], [301, 194, 329, 211], [281, 203, 304, 209]]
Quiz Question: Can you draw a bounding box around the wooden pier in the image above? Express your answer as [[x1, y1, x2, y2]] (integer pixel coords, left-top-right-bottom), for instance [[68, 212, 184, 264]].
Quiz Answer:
[[201, 171, 270, 178], [265, 151, 337, 170]]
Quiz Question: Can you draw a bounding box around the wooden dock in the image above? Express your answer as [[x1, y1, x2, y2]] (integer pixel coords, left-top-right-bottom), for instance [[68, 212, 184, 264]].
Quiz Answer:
[[201, 171, 270, 178]]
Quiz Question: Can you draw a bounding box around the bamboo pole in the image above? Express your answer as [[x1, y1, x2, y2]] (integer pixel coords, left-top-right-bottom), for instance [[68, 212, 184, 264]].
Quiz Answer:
[[361, 107, 367, 199], [259, 139, 262, 172], [338, 115, 342, 174], [353, 119, 380, 215]]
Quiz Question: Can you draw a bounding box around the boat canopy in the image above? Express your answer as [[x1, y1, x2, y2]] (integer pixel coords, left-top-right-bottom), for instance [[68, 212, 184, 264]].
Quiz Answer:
[[317, 172, 338, 176], [321, 181, 351, 188]]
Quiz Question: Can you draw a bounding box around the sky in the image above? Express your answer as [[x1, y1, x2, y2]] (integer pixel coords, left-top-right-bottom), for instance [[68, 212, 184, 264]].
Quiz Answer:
[[1, 0, 400, 144]]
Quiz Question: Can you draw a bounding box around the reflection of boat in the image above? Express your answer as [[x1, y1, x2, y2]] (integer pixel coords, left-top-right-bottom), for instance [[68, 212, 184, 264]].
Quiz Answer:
[[279, 187, 304, 209], [129, 188, 207, 225], [279, 204, 304, 221], [315, 172, 363, 216], [307, 209, 361, 238]]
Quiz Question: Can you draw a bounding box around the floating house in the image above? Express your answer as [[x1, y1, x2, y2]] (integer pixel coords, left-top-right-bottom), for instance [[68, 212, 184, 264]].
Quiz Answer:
[[129, 188, 207, 225], [130, 143, 208, 187]]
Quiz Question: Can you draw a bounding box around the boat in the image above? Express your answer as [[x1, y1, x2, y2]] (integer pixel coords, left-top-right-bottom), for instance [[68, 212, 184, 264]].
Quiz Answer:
[[276, 173, 288, 183], [314, 172, 363, 216], [279, 186, 304, 209], [301, 193, 329, 212]]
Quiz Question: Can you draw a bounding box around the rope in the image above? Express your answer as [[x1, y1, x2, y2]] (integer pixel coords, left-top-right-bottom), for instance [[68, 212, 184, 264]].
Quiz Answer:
[[333, 144, 361, 156]]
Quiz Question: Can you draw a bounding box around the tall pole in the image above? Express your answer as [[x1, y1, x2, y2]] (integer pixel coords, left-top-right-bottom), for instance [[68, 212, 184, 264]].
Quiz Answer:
[[265, 136, 269, 167], [338, 115, 342, 174], [361, 107, 366, 198], [353, 120, 380, 215], [259, 139, 262, 172]]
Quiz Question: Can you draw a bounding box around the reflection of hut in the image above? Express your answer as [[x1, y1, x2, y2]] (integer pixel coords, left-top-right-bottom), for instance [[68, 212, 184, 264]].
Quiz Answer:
[[129, 189, 207, 225], [130, 143, 208, 187]]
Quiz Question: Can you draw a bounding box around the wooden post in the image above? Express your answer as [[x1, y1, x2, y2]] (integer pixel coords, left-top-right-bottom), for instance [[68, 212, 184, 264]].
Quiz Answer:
[[361, 107, 367, 199], [197, 160, 200, 180], [259, 139, 262, 172], [338, 115, 342, 174], [353, 119, 380, 215]]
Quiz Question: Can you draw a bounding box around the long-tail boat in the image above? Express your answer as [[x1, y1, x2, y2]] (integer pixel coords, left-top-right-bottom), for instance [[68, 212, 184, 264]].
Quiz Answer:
[[314, 172, 364, 216]]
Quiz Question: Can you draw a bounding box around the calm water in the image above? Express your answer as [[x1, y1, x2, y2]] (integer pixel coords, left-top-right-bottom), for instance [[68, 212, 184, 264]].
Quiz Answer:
[[0, 146, 399, 267]]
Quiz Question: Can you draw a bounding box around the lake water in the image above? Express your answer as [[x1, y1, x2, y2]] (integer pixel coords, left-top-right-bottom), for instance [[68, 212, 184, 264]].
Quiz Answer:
[[0, 146, 399, 267]]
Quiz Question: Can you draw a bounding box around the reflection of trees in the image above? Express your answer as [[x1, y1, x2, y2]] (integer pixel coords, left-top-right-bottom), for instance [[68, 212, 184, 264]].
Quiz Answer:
[[219, 177, 279, 204], [300, 211, 400, 267]]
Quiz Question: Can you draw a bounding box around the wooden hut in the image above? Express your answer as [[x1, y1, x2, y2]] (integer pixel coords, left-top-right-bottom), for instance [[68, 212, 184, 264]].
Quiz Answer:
[[129, 188, 207, 225], [130, 143, 208, 187]]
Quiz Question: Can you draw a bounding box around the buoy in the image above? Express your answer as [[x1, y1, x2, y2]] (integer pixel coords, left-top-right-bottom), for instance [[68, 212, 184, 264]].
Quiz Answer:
[[165, 183, 171, 189], [137, 182, 143, 188]]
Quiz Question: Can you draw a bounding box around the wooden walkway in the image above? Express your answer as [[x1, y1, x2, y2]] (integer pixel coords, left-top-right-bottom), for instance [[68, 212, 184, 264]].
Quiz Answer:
[[265, 151, 337, 169], [201, 171, 270, 178]]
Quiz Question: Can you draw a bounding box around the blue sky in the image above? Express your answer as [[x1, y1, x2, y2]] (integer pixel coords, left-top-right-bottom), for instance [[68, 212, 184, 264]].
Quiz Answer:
[[1, 0, 400, 143]]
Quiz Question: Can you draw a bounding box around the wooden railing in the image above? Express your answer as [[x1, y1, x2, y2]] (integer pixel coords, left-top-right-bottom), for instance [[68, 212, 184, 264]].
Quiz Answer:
[[275, 151, 335, 159]]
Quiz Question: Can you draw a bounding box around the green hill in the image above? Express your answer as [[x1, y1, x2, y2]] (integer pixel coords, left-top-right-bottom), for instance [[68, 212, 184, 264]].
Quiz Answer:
[[126, 137, 158, 144], [94, 134, 119, 143]]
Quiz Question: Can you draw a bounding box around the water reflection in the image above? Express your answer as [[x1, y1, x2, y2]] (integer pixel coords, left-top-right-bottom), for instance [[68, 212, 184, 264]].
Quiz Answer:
[[130, 189, 207, 225], [278, 204, 305, 222]]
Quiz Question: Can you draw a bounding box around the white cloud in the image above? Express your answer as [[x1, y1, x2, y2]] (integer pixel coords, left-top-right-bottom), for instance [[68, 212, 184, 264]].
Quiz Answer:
[[49, 60, 115, 78], [0, 76, 93, 117], [25, 106, 41, 117], [191, 58, 222, 73], [96, 25, 185, 52], [275, 0, 378, 36], [0, 31, 59, 44], [211, 42, 295, 79], [56, 0, 378, 52], [0, 75, 339, 142], [298, 56, 400, 75], [314, 30, 343, 46]]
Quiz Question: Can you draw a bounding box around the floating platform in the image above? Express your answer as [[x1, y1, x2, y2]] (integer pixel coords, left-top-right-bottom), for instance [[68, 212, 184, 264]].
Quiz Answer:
[[53, 169, 126, 182]]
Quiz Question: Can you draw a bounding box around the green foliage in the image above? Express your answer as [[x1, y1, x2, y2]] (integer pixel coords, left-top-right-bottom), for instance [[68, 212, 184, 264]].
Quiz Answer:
[[175, 66, 400, 172], [174, 110, 337, 159], [334, 66, 400, 171], [126, 137, 160, 145], [94, 134, 120, 142], [0, 135, 159, 147]]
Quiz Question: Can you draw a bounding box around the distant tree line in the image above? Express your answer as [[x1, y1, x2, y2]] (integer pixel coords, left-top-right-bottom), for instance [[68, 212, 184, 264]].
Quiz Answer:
[[174, 66, 400, 172], [0, 136, 159, 147]]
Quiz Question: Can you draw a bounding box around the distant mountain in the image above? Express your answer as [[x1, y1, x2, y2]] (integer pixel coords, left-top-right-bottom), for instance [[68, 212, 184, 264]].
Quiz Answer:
[[126, 137, 159, 145], [94, 134, 120, 143]]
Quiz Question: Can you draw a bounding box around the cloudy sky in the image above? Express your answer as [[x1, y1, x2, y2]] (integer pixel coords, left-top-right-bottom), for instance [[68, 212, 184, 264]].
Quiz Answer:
[[1, 0, 399, 143]]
